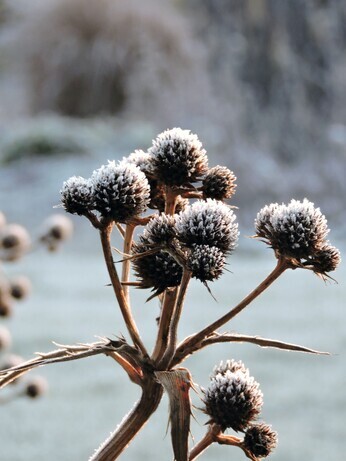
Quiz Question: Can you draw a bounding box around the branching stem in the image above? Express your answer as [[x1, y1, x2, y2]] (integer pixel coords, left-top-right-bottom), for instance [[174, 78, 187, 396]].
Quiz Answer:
[[121, 223, 135, 303], [99, 222, 147, 357]]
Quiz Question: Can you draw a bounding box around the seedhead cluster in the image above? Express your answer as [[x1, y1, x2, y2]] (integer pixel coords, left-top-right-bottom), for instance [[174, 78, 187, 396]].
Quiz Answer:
[[0, 127, 340, 461]]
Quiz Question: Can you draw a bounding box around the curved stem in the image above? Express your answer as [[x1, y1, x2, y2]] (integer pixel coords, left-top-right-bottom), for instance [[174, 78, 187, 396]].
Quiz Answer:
[[189, 424, 221, 461], [121, 223, 135, 303], [100, 222, 147, 357], [90, 380, 163, 461], [173, 258, 289, 366]]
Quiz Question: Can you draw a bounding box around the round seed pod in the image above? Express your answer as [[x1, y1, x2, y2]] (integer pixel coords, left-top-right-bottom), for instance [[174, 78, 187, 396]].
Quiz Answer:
[[60, 176, 94, 215], [9, 275, 32, 300], [202, 165, 236, 200], [187, 244, 225, 282], [40, 214, 73, 251], [255, 199, 329, 260], [0, 224, 31, 258], [149, 127, 208, 187], [25, 376, 48, 399], [132, 239, 182, 298], [203, 360, 263, 432], [142, 214, 176, 245], [311, 243, 341, 275], [176, 199, 238, 254], [91, 161, 150, 222], [243, 423, 278, 458]]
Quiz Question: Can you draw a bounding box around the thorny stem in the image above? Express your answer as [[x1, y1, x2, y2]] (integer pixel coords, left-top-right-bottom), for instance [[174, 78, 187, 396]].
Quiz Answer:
[[99, 222, 148, 357], [173, 258, 289, 366], [90, 379, 163, 461], [159, 270, 192, 368], [121, 223, 135, 303]]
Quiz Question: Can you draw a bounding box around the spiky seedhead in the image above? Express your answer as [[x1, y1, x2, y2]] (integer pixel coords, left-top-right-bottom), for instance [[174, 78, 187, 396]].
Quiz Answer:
[[187, 244, 225, 282], [310, 243, 341, 275], [149, 127, 208, 186], [91, 162, 150, 222], [243, 423, 278, 458], [202, 165, 236, 200], [119, 149, 155, 177], [142, 214, 177, 245], [132, 239, 182, 298], [213, 359, 248, 376], [203, 360, 263, 432], [60, 176, 94, 215], [255, 199, 329, 260], [176, 199, 238, 253]]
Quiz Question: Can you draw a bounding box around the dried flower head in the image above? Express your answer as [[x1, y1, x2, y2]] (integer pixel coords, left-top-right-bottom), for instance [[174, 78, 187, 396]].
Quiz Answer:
[[187, 244, 225, 282], [91, 162, 150, 222], [310, 243, 341, 275], [0, 224, 31, 258], [132, 239, 182, 298], [142, 214, 176, 245], [176, 199, 238, 253], [214, 359, 248, 376], [203, 360, 263, 432], [60, 176, 94, 215], [243, 423, 278, 458], [255, 199, 329, 260], [149, 127, 208, 186], [40, 214, 74, 251], [119, 150, 154, 177], [9, 275, 32, 300], [202, 165, 236, 200], [25, 376, 48, 399]]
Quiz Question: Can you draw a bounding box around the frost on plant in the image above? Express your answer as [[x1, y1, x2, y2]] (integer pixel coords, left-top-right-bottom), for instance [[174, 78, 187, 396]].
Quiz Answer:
[[0, 128, 341, 461]]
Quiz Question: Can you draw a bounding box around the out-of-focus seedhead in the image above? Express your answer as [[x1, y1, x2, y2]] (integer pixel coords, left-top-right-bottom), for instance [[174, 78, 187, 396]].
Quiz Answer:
[[202, 165, 236, 200], [40, 214, 73, 251]]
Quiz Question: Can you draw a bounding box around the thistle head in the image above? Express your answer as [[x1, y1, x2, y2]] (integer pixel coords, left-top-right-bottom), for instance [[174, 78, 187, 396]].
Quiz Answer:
[[187, 244, 226, 282], [60, 176, 94, 215], [203, 360, 263, 432], [202, 165, 236, 200], [176, 199, 239, 253], [91, 161, 150, 223], [243, 423, 278, 458], [309, 243, 341, 276], [142, 214, 177, 245], [132, 239, 182, 298], [149, 127, 208, 186], [255, 199, 330, 262]]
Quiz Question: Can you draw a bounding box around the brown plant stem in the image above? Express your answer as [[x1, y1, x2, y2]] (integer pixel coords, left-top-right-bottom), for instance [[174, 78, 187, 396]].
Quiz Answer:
[[189, 424, 222, 461], [151, 286, 179, 362], [173, 258, 289, 366], [121, 223, 135, 302], [90, 379, 163, 461], [159, 270, 192, 368], [99, 222, 147, 357]]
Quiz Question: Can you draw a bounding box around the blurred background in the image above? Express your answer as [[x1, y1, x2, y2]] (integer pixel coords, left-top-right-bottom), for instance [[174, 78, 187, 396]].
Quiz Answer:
[[0, 1, 344, 460]]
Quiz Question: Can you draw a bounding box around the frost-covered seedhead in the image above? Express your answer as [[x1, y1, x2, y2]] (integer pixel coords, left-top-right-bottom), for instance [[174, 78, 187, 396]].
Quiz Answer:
[[243, 423, 278, 458], [91, 162, 150, 222], [255, 199, 329, 260], [202, 165, 236, 200], [213, 359, 248, 376], [119, 149, 154, 177], [203, 361, 263, 432], [310, 243, 341, 275], [60, 176, 94, 215], [132, 239, 182, 298], [142, 214, 176, 245], [187, 244, 225, 282], [149, 127, 208, 186], [176, 199, 239, 253]]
